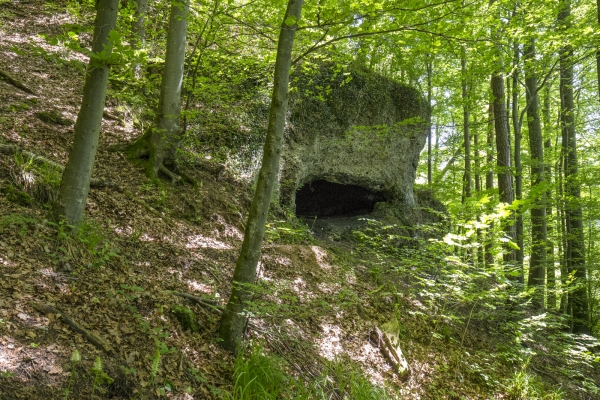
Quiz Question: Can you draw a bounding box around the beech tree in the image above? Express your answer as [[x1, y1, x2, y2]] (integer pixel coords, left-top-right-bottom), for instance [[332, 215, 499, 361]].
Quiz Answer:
[[524, 37, 547, 311], [559, 0, 589, 333], [128, 0, 189, 181], [50, 0, 119, 227], [219, 0, 304, 353]]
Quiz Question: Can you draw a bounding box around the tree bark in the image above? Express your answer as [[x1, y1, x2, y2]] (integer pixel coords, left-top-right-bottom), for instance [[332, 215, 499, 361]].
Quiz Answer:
[[130, 0, 148, 79], [485, 102, 495, 267], [128, 0, 188, 180], [461, 47, 471, 200], [50, 0, 118, 227], [512, 43, 524, 277], [219, 0, 303, 353], [491, 74, 517, 274], [524, 38, 547, 311], [427, 60, 433, 187], [559, 1, 589, 333], [543, 85, 556, 310]]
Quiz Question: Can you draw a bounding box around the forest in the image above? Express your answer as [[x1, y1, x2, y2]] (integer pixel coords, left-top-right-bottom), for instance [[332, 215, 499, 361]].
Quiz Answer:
[[0, 0, 600, 398]]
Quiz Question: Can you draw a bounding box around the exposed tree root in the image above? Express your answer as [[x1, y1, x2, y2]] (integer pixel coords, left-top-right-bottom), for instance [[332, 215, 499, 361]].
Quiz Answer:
[[0, 68, 36, 95], [29, 301, 113, 353]]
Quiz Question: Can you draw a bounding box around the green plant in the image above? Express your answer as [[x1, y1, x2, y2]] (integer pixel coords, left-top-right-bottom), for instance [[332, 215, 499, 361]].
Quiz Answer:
[[90, 356, 113, 398], [264, 218, 313, 245], [63, 349, 81, 400], [223, 342, 292, 400]]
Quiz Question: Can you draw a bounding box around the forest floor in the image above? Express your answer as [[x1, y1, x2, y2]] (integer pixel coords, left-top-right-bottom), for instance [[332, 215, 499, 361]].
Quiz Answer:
[[0, 0, 599, 399]]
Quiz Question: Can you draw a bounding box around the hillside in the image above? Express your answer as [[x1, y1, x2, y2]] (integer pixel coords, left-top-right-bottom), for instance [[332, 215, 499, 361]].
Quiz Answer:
[[0, 1, 599, 399]]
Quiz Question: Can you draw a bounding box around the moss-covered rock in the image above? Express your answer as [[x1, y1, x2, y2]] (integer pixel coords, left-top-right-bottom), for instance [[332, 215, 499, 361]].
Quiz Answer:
[[279, 64, 429, 212]]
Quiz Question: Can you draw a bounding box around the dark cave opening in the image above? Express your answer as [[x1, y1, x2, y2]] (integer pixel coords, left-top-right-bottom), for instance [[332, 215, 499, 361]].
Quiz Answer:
[[295, 180, 386, 218]]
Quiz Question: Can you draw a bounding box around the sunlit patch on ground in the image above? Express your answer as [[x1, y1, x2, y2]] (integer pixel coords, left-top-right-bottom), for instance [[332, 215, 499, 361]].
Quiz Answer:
[[186, 234, 232, 250], [186, 280, 214, 295], [317, 324, 344, 360], [311, 245, 332, 270]]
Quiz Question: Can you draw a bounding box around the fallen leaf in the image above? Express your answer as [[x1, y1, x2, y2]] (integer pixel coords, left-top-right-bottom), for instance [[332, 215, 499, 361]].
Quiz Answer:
[[17, 313, 28, 320], [48, 365, 63, 374]]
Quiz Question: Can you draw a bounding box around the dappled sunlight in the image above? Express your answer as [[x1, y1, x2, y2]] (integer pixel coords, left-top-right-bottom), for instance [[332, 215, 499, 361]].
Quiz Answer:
[[311, 245, 332, 270], [317, 324, 344, 360], [185, 279, 214, 295], [186, 234, 232, 250]]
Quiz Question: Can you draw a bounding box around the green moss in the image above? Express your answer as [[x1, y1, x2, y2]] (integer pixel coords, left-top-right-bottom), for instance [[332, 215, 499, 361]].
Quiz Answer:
[[172, 305, 199, 333], [1, 184, 34, 206]]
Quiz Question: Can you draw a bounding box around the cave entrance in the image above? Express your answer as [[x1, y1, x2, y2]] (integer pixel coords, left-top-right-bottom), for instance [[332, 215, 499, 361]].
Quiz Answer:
[[295, 180, 386, 218]]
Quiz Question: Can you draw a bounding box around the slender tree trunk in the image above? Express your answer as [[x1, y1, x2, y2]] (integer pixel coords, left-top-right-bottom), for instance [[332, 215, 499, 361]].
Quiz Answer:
[[492, 74, 517, 274], [559, 1, 589, 333], [543, 86, 556, 310], [485, 102, 495, 266], [524, 38, 547, 311], [512, 43, 524, 276], [219, 0, 303, 353], [558, 136, 569, 314], [427, 60, 433, 187], [461, 47, 471, 200], [130, 0, 148, 79], [474, 121, 481, 192], [597, 0, 600, 99], [128, 0, 189, 180], [50, 0, 118, 227]]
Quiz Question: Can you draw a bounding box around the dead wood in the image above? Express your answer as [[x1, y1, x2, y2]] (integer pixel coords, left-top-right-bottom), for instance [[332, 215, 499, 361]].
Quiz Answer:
[[29, 301, 113, 353], [174, 291, 223, 313], [0, 68, 36, 95], [369, 325, 410, 378]]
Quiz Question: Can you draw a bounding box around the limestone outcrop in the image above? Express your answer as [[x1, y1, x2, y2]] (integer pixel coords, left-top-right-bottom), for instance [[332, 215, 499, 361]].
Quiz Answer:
[[279, 65, 430, 216]]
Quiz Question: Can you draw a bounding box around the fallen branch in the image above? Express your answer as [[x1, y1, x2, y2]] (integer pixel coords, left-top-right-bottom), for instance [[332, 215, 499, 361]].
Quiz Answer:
[[29, 301, 113, 353], [369, 325, 410, 378], [0, 68, 36, 95], [174, 291, 223, 313]]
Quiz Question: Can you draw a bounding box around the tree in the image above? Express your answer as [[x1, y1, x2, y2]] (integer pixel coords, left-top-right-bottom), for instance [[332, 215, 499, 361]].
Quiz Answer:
[[130, 0, 148, 79], [50, 0, 119, 227], [219, 0, 304, 353], [128, 0, 189, 181], [524, 37, 547, 311], [559, 0, 589, 333]]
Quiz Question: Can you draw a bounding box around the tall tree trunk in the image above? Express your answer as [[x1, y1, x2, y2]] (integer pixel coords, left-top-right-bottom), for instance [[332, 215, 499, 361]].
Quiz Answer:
[[427, 60, 433, 187], [524, 38, 547, 311], [543, 85, 556, 310], [489, 0, 516, 276], [461, 47, 471, 200], [558, 132, 569, 314], [491, 74, 517, 274], [485, 102, 495, 266], [130, 0, 148, 79], [50, 0, 118, 227], [597, 0, 600, 99], [559, 1, 589, 333], [128, 0, 188, 181], [512, 42, 524, 276], [219, 0, 303, 353]]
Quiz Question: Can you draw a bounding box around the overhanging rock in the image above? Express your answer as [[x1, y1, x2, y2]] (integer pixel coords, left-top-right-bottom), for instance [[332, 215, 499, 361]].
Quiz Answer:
[[279, 65, 429, 218]]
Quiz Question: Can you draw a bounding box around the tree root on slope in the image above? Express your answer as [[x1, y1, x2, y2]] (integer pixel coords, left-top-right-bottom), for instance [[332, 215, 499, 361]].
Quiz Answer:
[[0, 68, 36, 95], [29, 301, 113, 353]]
